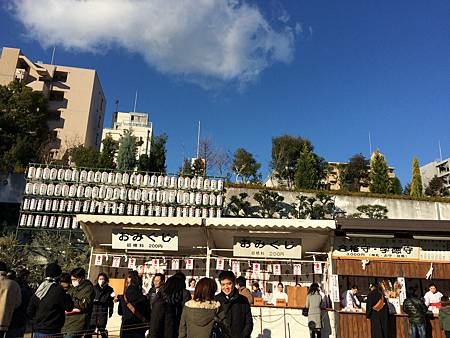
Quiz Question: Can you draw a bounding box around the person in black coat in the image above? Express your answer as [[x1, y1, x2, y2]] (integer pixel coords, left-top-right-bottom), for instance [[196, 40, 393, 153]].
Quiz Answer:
[[147, 273, 165, 310], [148, 275, 186, 338], [366, 283, 389, 338], [27, 263, 74, 338], [214, 271, 253, 338], [87, 273, 114, 338], [6, 269, 33, 338], [118, 271, 150, 338]]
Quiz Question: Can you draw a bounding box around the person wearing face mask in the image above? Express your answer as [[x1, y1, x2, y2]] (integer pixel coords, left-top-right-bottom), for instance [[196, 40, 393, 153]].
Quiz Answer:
[[62, 268, 95, 338], [87, 273, 114, 338]]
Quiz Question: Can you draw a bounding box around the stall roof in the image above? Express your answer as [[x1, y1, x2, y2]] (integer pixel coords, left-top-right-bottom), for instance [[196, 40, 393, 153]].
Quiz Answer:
[[76, 215, 203, 227], [336, 218, 450, 233], [205, 217, 335, 230]]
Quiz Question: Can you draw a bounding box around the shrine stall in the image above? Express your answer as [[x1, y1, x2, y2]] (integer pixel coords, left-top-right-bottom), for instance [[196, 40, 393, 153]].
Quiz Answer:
[[333, 218, 450, 338], [77, 215, 338, 338]]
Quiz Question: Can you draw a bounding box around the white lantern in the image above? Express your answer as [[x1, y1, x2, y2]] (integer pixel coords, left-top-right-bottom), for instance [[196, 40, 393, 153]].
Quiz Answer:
[[74, 201, 81, 212], [176, 191, 183, 204], [120, 188, 127, 200], [83, 200, 90, 213], [56, 216, 64, 229], [122, 172, 129, 185], [217, 179, 224, 191], [150, 174, 157, 187], [189, 192, 195, 205], [197, 177, 204, 190], [149, 190, 156, 202], [97, 201, 104, 214], [210, 179, 217, 191], [183, 192, 189, 205], [80, 170, 88, 182], [67, 200, 74, 212], [25, 183, 33, 195], [29, 198, 37, 210], [163, 176, 170, 188], [69, 185, 77, 197], [111, 202, 118, 214], [161, 206, 168, 217], [56, 168, 64, 181], [136, 174, 143, 186], [33, 213, 41, 226], [22, 198, 30, 210], [64, 169, 72, 181], [50, 168, 58, 180], [35, 167, 43, 179], [45, 199, 52, 211], [51, 199, 59, 212], [209, 209, 215, 218], [115, 172, 122, 185], [47, 184, 55, 196], [41, 215, 49, 227], [127, 204, 133, 215], [20, 214, 27, 226], [43, 167, 50, 180], [141, 189, 148, 202], [101, 171, 108, 184], [184, 177, 191, 190], [133, 204, 140, 216], [84, 186, 92, 199], [177, 176, 184, 189], [155, 205, 161, 217], [169, 191, 176, 204], [87, 170, 95, 182], [99, 186, 106, 199], [39, 183, 47, 196], [32, 183, 40, 195], [176, 207, 182, 217], [130, 173, 136, 185], [37, 199, 44, 211], [113, 188, 121, 200], [143, 174, 150, 186], [64, 217, 71, 229], [203, 178, 210, 191], [89, 200, 96, 213], [216, 208, 222, 218], [61, 185, 69, 197], [72, 169, 79, 182], [27, 166, 36, 179], [216, 195, 223, 206], [140, 204, 146, 216], [183, 207, 189, 217], [189, 207, 195, 217], [103, 202, 110, 214], [49, 216, 56, 228], [59, 200, 66, 212], [71, 218, 78, 229], [128, 189, 135, 201], [156, 190, 162, 203], [195, 192, 202, 205], [161, 191, 168, 204], [157, 175, 164, 187], [106, 187, 114, 200], [94, 171, 102, 183], [134, 189, 142, 201], [190, 177, 197, 189], [26, 214, 34, 227], [202, 208, 208, 218], [209, 194, 216, 206], [108, 172, 115, 184], [202, 193, 209, 205], [170, 176, 177, 188], [148, 204, 154, 216], [76, 185, 84, 198], [54, 184, 62, 196], [168, 206, 174, 217]]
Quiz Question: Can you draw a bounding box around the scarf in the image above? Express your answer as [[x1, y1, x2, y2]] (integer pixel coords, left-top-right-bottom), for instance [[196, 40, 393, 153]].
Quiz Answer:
[[35, 277, 56, 300]]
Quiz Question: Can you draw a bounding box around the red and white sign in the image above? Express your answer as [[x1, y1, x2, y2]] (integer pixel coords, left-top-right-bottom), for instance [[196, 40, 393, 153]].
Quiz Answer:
[[112, 256, 121, 268], [252, 262, 261, 274], [314, 262, 323, 274], [293, 264, 302, 276], [273, 264, 281, 276], [152, 259, 160, 268], [128, 257, 136, 270], [185, 259, 194, 270], [171, 259, 180, 270], [94, 254, 103, 266], [216, 257, 225, 270], [232, 261, 240, 275]]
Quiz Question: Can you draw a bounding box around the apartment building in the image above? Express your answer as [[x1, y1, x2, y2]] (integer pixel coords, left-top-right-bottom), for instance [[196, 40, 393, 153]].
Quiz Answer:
[[420, 158, 450, 191], [0, 47, 106, 159], [101, 111, 153, 159]]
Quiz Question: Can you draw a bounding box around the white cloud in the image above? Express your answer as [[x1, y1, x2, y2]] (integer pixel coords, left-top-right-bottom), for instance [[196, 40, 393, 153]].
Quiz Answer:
[[10, 0, 297, 85]]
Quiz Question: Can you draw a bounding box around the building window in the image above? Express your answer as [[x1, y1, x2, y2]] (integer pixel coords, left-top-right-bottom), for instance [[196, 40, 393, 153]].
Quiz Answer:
[[48, 110, 61, 120], [51, 130, 58, 139], [49, 91, 64, 101], [53, 71, 68, 82]]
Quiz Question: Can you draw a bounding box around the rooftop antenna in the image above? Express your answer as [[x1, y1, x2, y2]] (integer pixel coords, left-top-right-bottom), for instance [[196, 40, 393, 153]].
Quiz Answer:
[[50, 46, 56, 65], [368, 131, 373, 156], [133, 89, 138, 112], [196, 121, 201, 159], [439, 141, 443, 161], [115, 99, 119, 113]]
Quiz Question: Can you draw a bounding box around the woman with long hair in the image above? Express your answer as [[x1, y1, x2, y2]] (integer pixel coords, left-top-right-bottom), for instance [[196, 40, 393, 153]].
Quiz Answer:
[[149, 275, 186, 338], [178, 277, 221, 338], [88, 273, 114, 338], [118, 271, 150, 338], [306, 283, 323, 338]]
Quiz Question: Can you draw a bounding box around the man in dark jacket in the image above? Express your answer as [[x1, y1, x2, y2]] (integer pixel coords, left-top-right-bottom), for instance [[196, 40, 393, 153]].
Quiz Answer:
[[62, 267, 95, 338], [147, 273, 165, 310], [403, 287, 428, 338], [27, 263, 74, 338], [366, 283, 389, 338], [215, 271, 253, 338]]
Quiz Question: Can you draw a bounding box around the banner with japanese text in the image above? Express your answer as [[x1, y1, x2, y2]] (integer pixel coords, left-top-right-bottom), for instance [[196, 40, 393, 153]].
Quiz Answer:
[[112, 229, 178, 251], [233, 237, 301, 259]]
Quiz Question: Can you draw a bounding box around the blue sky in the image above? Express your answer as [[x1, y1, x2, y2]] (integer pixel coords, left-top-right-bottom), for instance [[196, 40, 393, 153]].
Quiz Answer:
[[1, 1, 449, 186]]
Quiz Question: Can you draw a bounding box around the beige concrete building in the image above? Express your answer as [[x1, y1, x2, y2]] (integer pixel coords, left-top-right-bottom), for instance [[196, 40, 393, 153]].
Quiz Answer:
[[420, 158, 450, 192], [101, 111, 152, 159], [0, 47, 106, 159]]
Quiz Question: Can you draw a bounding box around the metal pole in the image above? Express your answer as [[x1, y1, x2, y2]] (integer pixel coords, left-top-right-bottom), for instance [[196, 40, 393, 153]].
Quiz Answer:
[[87, 246, 94, 280], [196, 121, 201, 159]]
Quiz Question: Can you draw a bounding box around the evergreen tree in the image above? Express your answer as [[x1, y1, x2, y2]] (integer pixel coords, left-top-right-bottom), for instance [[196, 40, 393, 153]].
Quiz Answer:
[[179, 158, 194, 176], [63, 145, 99, 168], [340, 154, 370, 192], [148, 134, 168, 173], [410, 156, 423, 197], [253, 189, 285, 218], [97, 134, 119, 169], [116, 130, 137, 171], [389, 177, 403, 195], [369, 150, 390, 194], [425, 175, 445, 196], [294, 144, 318, 189], [232, 148, 261, 183]]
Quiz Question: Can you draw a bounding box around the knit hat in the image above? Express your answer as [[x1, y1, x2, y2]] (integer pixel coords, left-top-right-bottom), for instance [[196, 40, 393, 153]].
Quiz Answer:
[[45, 263, 62, 278], [0, 261, 7, 272]]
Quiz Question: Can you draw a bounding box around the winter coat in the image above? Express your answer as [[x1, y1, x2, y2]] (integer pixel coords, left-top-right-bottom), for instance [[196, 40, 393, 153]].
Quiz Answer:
[[215, 288, 253, 338], [402, 296, 428, 325], [178, 299, 221, 338], [440, 305, 450, 332], [9, 281, 33, 330], [366, 289, 389, 338], [27, 283, 74, 334], [238, 286, 253, 305], [118, 284, 150, 338], [0, 273, 22, 331], [147, 287, 159, 310], [306, 292, 323, 330], [62, 279, 95, 335], [90, 283, 114, 329], [149, 293, 184, 338]]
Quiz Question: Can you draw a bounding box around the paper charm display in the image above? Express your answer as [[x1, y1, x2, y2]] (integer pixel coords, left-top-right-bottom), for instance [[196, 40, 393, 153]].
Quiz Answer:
[[112, 256, 121, 268], [293, 263, 302, 276], [171, 259, 180, 270], [273, 264, 281, 276], [128, 257, 137, 270], [232, 261, 240, 275], [314, 262, 323, 274], [94, 254, 103, 266], [185, 258, 194, 270], [252, 262, 261, 274], [216, 257, 225, 270]]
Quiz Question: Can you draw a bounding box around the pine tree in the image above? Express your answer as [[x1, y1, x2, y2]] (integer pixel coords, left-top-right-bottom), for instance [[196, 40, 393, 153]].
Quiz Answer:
[[97, 134, 119, 169], [410, 156, 423, 197], [294, 144, 318, 189], [369, 150, 390, 194], [116, 130, 137, 171]]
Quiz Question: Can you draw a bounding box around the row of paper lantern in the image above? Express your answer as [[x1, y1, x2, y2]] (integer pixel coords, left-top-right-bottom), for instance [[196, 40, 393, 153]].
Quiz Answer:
[[27, 167, 224, 191], [23, 186, 224, 206], [19, 214, 77, 229], [21, 201, 222, 218]]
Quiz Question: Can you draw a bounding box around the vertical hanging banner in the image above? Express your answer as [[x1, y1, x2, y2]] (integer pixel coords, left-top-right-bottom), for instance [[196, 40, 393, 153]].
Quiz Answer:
[[314, 262, 323, 274], [232, 261, 240, 275], [128, 257, 137, 270], [171, 259, 180, 270], [252, 262, 261, 274], [330, 274, 340, 303], [94, 254, 103, 266], [273, 264, 281, 276], [112, 256, 121, 268], [152, 259, 160, 268], [293, 264, 302, 276], [216, 257, 225, 270], [185, 258, 194, 270], [144, 261, 152, 273]]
